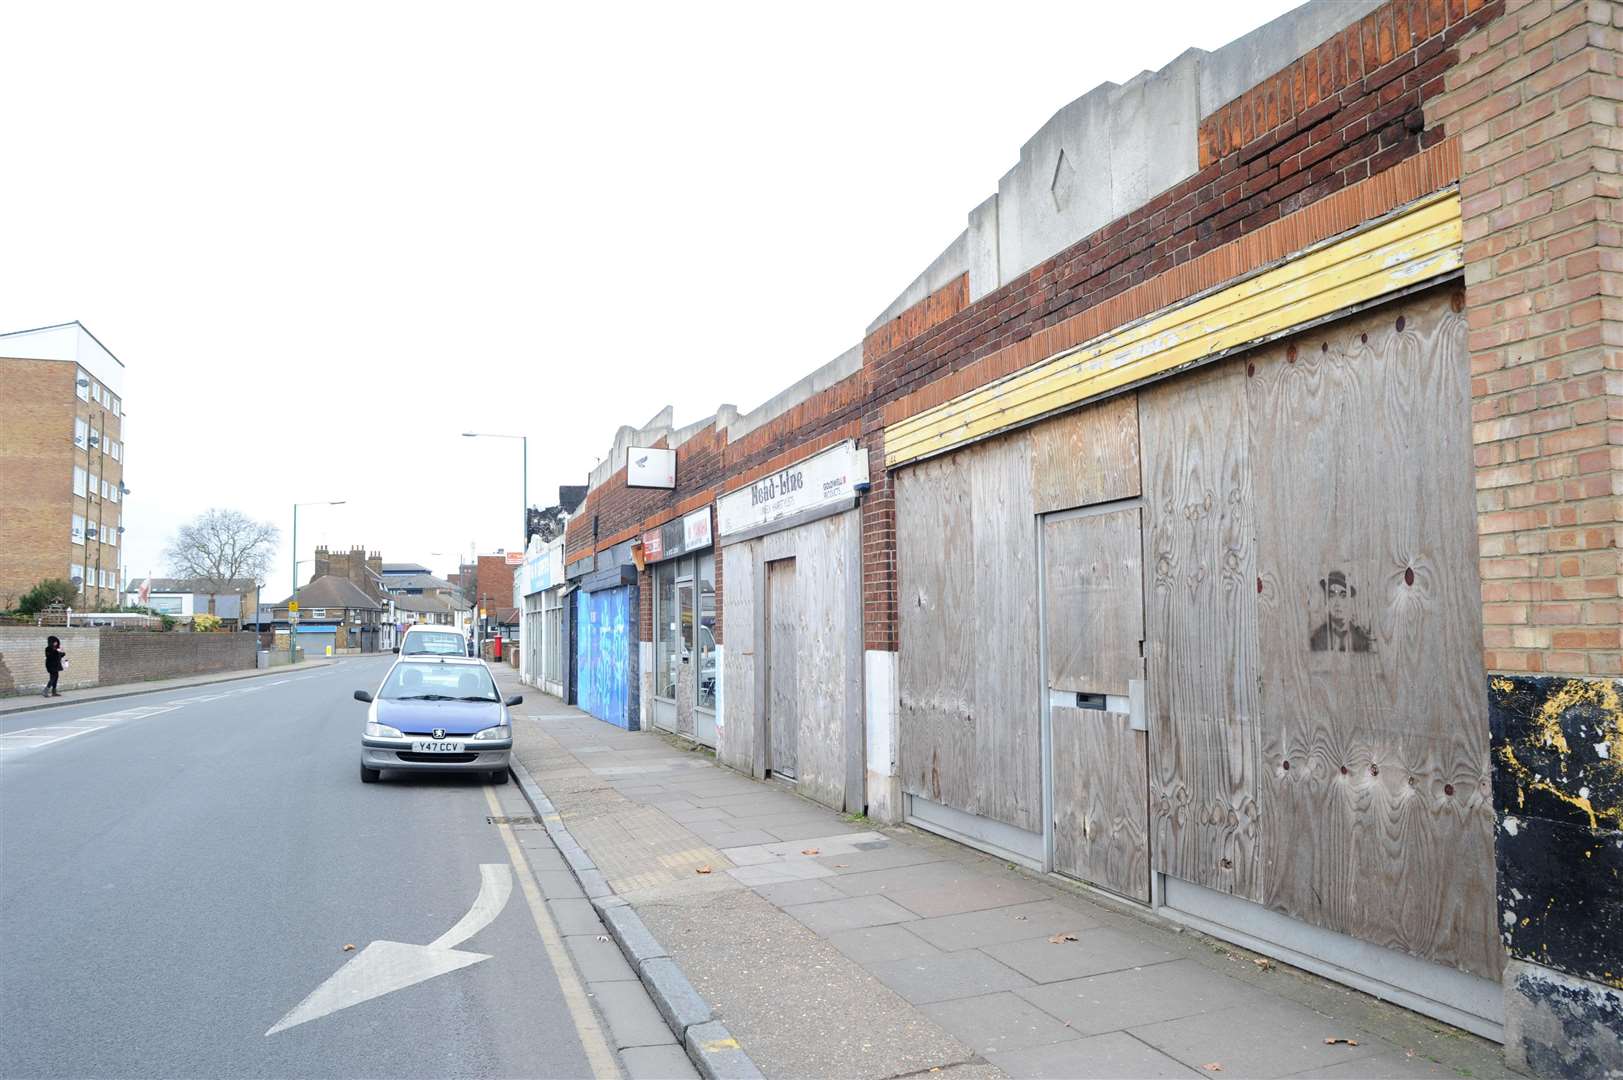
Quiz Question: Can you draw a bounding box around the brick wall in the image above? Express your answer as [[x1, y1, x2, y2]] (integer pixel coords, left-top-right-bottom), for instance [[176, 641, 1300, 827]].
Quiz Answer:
[[0, 359, 78, 607], [474, 555, 516, 617], [0, 626, 100, 694], [97, 631, 258, 684], [1433, 0, 1622, 677]]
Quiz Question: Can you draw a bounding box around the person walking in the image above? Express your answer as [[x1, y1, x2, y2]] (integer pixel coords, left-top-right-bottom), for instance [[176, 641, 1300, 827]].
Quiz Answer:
[[43, 635, 65, 697]]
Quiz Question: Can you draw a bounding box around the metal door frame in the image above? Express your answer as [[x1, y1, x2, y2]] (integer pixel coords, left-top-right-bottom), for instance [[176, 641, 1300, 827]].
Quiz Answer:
[[1036, 495, 1157, 907]]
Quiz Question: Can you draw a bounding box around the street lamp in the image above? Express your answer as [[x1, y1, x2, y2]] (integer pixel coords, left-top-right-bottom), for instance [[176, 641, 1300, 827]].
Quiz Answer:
[[462, 432, 527, 548], [290, 500, 345, 664]]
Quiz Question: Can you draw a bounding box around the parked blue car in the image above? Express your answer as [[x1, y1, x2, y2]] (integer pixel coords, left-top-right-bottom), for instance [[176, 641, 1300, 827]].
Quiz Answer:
[[354, 656, 520, 784]]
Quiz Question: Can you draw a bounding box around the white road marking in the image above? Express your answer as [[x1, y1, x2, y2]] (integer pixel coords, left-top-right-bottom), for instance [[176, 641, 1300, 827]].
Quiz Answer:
[[0, 723, 107, 752], [265, 864, 514, 1036]]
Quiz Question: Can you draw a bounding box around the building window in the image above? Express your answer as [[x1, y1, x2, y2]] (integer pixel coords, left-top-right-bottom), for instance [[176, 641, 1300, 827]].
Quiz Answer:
[[76, 369, 89, 401], [89, 426, 99, 449], [111, 395, 120, 416], [71, 514, 85, 543], [110, 439, 121, 461], [654, 561, 677, 700], [88, 472, 98, 499], [696, 552, 717, 711], [71, 564, 85, 589], [107, 528, 117, 548], [310, 608, 326, 619], [74, 417, 87, 447], [73, 466, 87, 497]]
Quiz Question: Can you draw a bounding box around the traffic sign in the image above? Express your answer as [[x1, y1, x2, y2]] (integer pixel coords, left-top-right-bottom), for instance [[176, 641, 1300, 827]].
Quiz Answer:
[[289, 601, 300, 614]]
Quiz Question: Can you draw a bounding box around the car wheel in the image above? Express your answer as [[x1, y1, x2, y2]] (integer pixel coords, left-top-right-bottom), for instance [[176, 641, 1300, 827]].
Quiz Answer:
[[490, 769, 510, 785], [360, 764, 381, 783]]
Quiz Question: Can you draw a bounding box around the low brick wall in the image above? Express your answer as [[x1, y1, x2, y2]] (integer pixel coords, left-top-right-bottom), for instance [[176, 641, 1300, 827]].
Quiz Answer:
[[97, 631, 258, 685], [0, 626, 101, 695], [0, 626, 257, 696]]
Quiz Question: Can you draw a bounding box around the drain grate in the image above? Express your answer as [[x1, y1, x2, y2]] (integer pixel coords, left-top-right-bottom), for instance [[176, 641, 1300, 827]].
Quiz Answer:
[[486, 815, 540, 826]]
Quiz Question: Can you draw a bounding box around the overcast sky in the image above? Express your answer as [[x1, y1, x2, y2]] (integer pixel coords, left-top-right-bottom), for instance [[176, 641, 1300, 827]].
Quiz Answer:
[[2, 0, 1299, 602]]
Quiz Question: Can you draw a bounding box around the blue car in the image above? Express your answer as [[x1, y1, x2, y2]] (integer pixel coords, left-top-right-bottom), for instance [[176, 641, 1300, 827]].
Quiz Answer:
[[354, 656, 519, 784]]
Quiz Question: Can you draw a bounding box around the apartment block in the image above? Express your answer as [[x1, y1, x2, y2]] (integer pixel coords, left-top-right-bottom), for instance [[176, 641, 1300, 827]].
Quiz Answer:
[[0, 322, 129, 610]]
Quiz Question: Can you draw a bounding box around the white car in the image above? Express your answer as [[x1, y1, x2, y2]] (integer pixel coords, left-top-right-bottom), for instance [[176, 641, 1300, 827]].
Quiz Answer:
[[396, 625, 468, 658]]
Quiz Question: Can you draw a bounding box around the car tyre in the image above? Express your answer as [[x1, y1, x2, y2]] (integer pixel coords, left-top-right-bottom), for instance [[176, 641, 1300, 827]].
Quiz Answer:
[[360, 764, 381, 783], [490, 768, 510, 785]]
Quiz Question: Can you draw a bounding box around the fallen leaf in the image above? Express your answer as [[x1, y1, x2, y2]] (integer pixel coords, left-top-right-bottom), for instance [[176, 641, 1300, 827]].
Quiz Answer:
[[1252, 958, 1273, 970], [833, 863, 847, 868], [1202, 1065, 1223, 1073], [696, 866, 713, 874], [1048, 933, 1079, 943], [341, 944, 356, 952], [801, 848, 820, 855], [1324, 1038, 1359, 1046]]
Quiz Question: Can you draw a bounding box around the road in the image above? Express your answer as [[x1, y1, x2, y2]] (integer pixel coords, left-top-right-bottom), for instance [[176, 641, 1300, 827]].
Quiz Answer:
[[0, 657, 619, 1079]]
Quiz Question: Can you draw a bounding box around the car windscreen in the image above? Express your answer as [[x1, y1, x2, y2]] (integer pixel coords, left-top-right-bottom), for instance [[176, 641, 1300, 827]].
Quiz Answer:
[[400, 631, 465, 655], [379, 663, 498, 702]]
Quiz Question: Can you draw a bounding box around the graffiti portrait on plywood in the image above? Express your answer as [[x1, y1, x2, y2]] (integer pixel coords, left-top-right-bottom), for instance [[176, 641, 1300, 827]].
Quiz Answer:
[[1309, 569, 1376, 654]]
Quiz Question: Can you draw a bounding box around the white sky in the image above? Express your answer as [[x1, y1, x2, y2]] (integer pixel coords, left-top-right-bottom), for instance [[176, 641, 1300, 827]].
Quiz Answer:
[[2, 0, 1299, 602]]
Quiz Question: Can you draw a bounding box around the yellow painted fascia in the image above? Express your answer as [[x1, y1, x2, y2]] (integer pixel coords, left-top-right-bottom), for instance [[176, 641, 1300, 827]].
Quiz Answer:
[[885, 189, 1462, 468]]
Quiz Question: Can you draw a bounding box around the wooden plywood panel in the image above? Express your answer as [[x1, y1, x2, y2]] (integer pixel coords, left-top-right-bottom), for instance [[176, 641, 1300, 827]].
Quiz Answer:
[[1052, 707, 1150, 901], [785, 511, 864, 811], [969, 432, 1042, 834], [1140, 360, 1263, 902], [1044, 508, 1146, 696], [718, 539, 762, 777], [1249, 291, 1499, 979], [897, 452, 980, 816], [767, 559, 799, 779], [1030, 394, 1141, 514]]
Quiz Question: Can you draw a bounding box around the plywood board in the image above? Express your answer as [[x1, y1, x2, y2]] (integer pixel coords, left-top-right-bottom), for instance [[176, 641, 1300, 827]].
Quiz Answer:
[[1249, 290, 1499, 979], [897, 451, 981, 817], [718, 539, 763, 777], [767, 559, 799, 779], [1030, 394, 1142, 514], [1052, 706, 1150, 902], [1140, 359, 1263, 902], [1043, 508, 1146, 696], [969, 432, 1043, 834]]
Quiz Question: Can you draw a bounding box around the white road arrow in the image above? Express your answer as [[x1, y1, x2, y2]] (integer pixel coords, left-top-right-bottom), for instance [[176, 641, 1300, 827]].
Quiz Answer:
[[266, 863, 513, 1036]]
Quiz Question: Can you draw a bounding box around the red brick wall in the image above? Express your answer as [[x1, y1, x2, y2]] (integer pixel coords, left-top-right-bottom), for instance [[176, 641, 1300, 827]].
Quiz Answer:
[[474, 555, 515, 617]]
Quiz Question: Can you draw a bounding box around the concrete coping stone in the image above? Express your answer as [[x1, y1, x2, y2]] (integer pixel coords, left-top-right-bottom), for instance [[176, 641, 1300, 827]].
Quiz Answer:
[[508, 752, 763, 1078]]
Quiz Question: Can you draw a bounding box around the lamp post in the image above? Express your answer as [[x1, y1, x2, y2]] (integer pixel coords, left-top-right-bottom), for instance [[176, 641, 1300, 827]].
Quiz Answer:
[[462, 432, 528, 548], [290, 500, 345, 664]]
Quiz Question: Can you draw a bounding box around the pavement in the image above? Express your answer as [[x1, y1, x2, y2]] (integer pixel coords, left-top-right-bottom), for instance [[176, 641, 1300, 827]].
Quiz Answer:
[[0, 655, 683, 1079], [496, 665, 1520, 1080], [0, 656, 339, 717]]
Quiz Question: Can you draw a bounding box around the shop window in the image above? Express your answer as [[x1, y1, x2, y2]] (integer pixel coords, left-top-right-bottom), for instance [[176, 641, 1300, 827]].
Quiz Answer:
[[696, 552, 717, 710], [655, 561, 677, 699]]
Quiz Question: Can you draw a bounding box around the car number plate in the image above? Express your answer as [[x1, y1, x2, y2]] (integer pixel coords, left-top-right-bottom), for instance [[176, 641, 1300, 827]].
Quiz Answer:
[[412, 739, 465, 753]]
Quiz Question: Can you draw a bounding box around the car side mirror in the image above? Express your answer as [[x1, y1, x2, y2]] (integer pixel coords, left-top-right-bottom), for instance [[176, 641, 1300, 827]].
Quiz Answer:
[[505, 695, 523, 707], [391, 647, 399, 654], [354, 690, 373, 703]]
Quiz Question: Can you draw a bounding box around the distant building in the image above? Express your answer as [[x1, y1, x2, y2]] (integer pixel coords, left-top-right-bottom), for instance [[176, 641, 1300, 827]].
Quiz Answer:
[[123, 577, 260, 622], [0, 322, 129, 609], [261, 574, 384, 655]]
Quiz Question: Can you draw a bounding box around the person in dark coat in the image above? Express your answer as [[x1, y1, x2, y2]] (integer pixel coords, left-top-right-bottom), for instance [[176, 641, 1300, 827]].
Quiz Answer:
[[43, 635, 65, 697], [1310, 571, 1375, 653]]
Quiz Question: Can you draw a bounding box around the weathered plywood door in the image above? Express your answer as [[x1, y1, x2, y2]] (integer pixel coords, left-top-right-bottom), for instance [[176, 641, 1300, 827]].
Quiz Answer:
[[1042, 507, 1150, 902], [766, 558, 798, 779]]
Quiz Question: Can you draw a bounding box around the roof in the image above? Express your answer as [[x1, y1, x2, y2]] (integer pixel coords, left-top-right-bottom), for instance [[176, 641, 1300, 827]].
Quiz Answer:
[[278, 574, 382, 610], [391, 593, 456, 614], [380, 562, 431, 575], [495, 607, 520, 624], [382, 572, 455, 592], [0, 322, 124, 389], [393, 654, 482, 667], [129, 577, 257, 594]]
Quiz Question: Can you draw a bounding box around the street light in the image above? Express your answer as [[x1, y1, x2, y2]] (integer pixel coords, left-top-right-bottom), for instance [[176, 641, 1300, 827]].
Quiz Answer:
[[462, 432, 527, 548], [290, 500, 345, 664]]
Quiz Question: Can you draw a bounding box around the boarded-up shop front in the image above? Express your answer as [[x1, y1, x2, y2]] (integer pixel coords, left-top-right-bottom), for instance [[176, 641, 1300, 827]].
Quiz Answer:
[[718, 440, 867, 811], [571, 547, 639, 730], [888, 204, 1503, 1037], [645, 508, 719, 747]]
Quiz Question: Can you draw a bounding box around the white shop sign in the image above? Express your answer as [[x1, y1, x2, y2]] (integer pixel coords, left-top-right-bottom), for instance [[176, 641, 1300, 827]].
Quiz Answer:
[[717, 441, 866, 539], [627, 446, 676, 489]]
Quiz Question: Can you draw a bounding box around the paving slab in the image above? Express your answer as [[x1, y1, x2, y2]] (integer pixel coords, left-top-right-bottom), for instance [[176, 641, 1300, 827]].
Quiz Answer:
[[866, 951, 1034, 1005], [590, 980, 681, 1050], [724, 861, 835, 887], [922, 991, 1084, 1056], [751, 878, 848, 908], [533, 869, 587, 899], [547, 896, 607, 935], [783, 894, 918, 936], [986, 1031, 1201, 1079], [1016, 959, 1268, 1036], [619, 1043, 702, 1079], [887, 876, 1055, 918], [565, 933, 638, 983], [812, 844, 948, 874], [982, 925, 1177, 982], [1282, 1049, 1465, 1078], [826, 924, 945, 966], [1130, 1001, 1383, 1079], [908, 901, 1101, 951]]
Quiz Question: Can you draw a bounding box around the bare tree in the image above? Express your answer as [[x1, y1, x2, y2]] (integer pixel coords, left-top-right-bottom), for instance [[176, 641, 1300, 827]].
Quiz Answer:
[[163, 509, 280, 615]]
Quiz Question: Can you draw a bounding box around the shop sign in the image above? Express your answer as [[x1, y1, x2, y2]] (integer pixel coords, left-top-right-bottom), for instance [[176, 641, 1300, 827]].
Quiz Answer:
[[717, 441, 866, 539], [627, 446, 676, 489], [642, 507, 713, 563]]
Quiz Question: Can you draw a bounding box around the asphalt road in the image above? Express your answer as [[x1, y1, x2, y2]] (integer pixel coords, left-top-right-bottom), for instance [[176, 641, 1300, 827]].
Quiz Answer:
[[0, 657, 613, 1079]]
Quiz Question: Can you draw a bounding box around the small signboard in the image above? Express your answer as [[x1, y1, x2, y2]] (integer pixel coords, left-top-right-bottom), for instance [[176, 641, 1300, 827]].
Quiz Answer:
[[288, 601, 299, 614], [641, 507, 713, 564], [717, 441, 866, 540], [627, 446, 676, 489]]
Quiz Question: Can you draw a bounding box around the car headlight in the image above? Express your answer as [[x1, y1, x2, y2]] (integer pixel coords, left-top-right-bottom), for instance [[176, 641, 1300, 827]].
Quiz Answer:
[[365, 721, 403, 738], [472, 725, 512, 741]]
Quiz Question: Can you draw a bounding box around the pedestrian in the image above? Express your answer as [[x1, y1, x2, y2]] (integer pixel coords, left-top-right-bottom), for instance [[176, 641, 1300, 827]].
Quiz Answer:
[[43, 635, 65, 697]]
